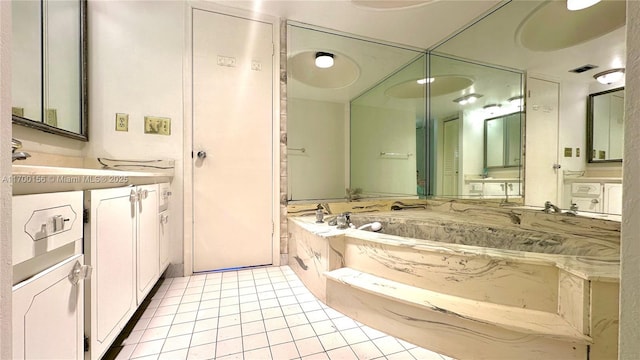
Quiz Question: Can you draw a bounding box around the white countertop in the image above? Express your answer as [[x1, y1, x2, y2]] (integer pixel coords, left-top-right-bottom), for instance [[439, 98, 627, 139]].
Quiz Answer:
[[10, 165, 173, 194], [563, 176, 622, 184], [464, 177, 522, 183]]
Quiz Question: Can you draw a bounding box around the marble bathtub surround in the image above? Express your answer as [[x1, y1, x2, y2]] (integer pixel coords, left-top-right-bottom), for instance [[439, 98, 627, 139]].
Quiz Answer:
[[287, 208, 619, 360]]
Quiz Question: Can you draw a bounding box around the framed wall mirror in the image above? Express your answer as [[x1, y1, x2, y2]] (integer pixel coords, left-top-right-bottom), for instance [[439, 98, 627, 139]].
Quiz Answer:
[[484, 112, 522, 168], [587, 87, 624, 162], [11, 0, 88, 141]]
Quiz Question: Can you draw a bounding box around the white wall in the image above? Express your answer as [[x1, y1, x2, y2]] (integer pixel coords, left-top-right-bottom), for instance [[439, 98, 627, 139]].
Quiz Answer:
[[86, 0, 185, 273], [0, 1, 12, 357], [620, 1, 640, 357], [351, 104, 416, 196], [288, 98, 346, 200]]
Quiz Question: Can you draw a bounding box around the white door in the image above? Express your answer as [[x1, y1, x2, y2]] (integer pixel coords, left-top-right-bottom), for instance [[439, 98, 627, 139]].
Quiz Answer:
[[13, 255, 84, 360], [442, 119, 459, 196], [525, 77, 560, 206], [136, 184, 159, 303], [192, 9, 273, 272], [85, 187, 137, 360]]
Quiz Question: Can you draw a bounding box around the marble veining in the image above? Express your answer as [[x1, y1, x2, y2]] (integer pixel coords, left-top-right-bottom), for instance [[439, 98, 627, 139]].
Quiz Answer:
[[287, 202, 619, 360], [350, 211, 619, 257]]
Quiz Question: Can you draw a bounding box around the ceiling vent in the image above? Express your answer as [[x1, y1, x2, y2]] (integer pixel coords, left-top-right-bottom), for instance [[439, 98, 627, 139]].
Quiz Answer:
[[569, 64, 598, 73]]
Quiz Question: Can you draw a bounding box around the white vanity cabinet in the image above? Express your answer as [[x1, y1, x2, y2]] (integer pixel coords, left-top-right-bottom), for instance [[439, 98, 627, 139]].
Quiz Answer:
[[12, 191, 86, 360], [604, 183, 622, 215], [570, 183, 602, 213], [84, 184, 160, 360], [159, 182, 171, 273], [13, 255, 85, 360]]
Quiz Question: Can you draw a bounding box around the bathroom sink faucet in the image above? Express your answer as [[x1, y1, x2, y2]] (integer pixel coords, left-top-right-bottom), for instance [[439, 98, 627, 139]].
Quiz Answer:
[[543, 201, 562, 214], [11, 138, 31, 162]]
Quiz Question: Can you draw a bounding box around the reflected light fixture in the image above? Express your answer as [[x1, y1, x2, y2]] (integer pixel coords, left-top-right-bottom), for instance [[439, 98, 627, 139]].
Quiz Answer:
[[593, 68, 625, 84], [483, 104, 501, 114], [567, 0, 601, 11], [315, 52, 334, 68], [453, 93, 483, 105], [416, 77, 435, 85], [508, 95, 524, 107]]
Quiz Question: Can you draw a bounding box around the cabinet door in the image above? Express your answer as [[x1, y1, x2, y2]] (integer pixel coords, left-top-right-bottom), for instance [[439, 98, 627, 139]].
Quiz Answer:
[[159, 210, 170, 273], [13, 255, 84, 360], [604, 183, 622, 215], [84, 187, 137, 360], [137, 184, 159, 303]]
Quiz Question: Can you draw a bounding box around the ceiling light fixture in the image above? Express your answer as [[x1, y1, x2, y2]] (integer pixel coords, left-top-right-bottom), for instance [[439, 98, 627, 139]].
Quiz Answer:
[[593, 68, 625, 84], [483, 104, 501, 114], [508, 95, 524, 107], [567, 0, 601, 11], [416, 77, 434, 85], [453, 93, 483, 105], [315, 52, 334, 68]]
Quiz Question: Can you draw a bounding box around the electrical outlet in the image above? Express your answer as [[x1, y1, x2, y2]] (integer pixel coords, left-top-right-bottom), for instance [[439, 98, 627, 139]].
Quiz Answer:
[[115, 113, 129, 131], [45, 109, 58, 127], [576, 148, 580, 157], [144, 116, 171, 135]]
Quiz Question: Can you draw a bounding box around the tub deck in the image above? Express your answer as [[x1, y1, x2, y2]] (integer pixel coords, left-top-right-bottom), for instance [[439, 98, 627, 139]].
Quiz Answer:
[[288, 211, 619, 360]]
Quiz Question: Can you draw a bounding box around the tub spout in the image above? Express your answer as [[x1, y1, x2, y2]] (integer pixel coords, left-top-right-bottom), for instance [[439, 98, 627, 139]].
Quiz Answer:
[[357, 222, 382, 232], [12, 151, 31, 162]]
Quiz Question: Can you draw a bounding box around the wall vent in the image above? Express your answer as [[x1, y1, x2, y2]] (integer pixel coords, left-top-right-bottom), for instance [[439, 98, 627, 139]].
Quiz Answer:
[[569, 64, 598, 73]]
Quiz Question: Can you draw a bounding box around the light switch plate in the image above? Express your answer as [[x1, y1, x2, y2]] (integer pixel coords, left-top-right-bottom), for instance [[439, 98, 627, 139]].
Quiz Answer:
[[115, 113, 129, 131], [45, 109, 58, 127], [144, 116, 171, 135], [564, 147, 572, 157]]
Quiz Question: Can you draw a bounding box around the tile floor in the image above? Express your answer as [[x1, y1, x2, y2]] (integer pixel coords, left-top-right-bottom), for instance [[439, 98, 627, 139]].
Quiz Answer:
[[105, 266, 453, 360]]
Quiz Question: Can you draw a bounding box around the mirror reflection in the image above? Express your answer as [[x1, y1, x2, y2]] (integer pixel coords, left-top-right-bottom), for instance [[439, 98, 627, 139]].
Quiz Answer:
[[433, 0, 625, 213], [588, 88, 624, 162], [287, 23, 424, 201], [12, 0, 87, 140]]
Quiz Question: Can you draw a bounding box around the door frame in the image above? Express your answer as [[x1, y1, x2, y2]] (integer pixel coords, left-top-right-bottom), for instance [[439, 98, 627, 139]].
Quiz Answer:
[[182, 1, 281, 276]]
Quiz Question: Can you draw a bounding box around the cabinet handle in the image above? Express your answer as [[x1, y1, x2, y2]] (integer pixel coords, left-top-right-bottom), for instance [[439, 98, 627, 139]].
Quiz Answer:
[[68, 261, 92, 285], [591, 199, 600, 204]]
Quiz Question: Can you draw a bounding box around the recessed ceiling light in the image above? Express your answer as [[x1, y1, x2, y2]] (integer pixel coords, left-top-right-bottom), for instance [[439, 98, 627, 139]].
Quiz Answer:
[[593, 68, 625, 84], [567, 0, 601, 11], [315, 52, 334, 69], [416, 77, 434, 85]]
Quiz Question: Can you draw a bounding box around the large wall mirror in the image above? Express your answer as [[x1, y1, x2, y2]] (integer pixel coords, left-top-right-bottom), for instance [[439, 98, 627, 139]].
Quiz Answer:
[[286, 22, 425, 201], [12, 0, 88, 141], [587, 87, 624, 162], [432, 0, 625, 211]]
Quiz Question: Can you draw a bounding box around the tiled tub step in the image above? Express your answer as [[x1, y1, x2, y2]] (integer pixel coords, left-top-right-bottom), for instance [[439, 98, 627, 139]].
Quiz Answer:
[[324, 267, 591, 345]]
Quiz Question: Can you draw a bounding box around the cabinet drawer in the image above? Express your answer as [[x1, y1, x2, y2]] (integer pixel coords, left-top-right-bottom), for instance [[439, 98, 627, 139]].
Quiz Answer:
[[571, 183, 601, 196], [13, 191, 83, 265]]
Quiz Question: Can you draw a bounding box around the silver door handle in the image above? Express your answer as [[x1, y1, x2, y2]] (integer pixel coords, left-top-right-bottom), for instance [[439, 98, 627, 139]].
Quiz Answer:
[[197, 151, 207, 159]]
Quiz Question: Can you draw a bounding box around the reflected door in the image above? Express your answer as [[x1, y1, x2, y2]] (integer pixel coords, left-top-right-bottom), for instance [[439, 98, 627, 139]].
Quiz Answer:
[[525, 77, 559, 206], [192, 9, 273, 272], [442, 119, 459, 195]]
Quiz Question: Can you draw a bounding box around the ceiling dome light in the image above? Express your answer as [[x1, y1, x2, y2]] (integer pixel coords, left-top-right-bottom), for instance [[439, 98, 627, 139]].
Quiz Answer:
[[315, 52, 334, 69], [594, 68, 625, 84], [483, 104, 501, 115], [453, 93, 483, 105], [416, 77, 434, 85], [508, 95, 524, 107], [567, 0, 601, 11]]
